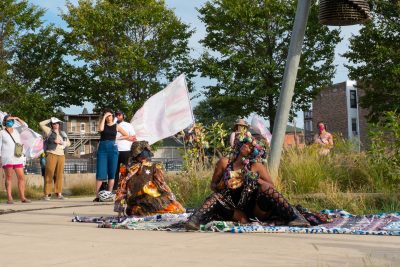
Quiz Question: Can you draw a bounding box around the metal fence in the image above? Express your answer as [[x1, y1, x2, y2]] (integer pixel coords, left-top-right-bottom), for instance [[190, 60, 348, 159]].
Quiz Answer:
[[25, 157, 183, 175]]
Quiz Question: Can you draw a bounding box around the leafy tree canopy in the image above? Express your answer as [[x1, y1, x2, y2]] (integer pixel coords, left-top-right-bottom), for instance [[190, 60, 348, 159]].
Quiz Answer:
[[0, 0, 64, 131], [344, 0, 400, 122], [61, 0, 196, 118], [197, 0, 341, 131]]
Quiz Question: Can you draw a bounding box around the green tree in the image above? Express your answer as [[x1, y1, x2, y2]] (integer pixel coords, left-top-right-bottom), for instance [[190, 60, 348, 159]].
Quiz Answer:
[[344, 1, 400, 122], [61, 0, 195, 117], [0, 0, 63, 130], [197, 0, 341, 131], [194, 97, 238, 129]]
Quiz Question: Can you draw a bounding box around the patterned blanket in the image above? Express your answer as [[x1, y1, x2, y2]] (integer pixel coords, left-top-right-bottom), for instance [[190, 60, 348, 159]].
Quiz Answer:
[[72, 210, 400, 235]]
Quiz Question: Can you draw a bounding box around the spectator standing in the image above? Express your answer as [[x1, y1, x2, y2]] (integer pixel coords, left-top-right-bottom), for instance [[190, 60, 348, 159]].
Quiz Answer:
[[0, 115, 31, 204], [113, 110, 136, 191], [40, 117, 70, 200], [94, 110, 128, 202], [314, 121, 333, 155]]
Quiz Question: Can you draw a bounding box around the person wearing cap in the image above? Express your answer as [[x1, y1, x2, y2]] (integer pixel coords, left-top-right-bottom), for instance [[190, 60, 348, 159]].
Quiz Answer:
[[113, 110, 136, 191], [230, 118, 249, 148], [114, 141, 184, 216], [0, 114, 31, 204], [40, 117, 71, 200], [94, 109, 129, 202]]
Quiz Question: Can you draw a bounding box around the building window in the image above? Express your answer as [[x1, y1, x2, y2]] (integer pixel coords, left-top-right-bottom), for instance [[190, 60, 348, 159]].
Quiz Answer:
[[350, 90, 357, 108], [70, 120, 76, 132], [90, 121, 97, 132], [80, 144, 85, 155], [80, 123, 85, 133], [352, 118, 358, 135]]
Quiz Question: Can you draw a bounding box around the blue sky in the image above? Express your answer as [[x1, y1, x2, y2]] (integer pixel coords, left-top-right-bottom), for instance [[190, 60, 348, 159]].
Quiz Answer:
[[28, 0, 360, 127]]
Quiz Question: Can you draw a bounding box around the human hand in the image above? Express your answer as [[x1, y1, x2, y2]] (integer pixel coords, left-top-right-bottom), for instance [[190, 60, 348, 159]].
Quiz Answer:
[[54, 140, 62, 145], [128, 135, 137, 142], [104, 112, 113, 118]]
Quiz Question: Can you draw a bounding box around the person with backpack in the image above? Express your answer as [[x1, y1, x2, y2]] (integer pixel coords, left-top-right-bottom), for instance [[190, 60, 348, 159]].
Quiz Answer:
[[40, 117, 70, 200], [0, 114, 31, 204]]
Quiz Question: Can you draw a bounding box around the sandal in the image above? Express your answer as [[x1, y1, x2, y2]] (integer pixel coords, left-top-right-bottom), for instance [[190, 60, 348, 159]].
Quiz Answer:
[[7, 200, 14, 204], [93, 197, 100, 202], [21, 199, 31, 203]]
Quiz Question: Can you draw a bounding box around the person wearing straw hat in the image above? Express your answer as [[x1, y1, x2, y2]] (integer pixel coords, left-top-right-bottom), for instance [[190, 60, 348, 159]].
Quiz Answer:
[[230, 118, 249, 148]]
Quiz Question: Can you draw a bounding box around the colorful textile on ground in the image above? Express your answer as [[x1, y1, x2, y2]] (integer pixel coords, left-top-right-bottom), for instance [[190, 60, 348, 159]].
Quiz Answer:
[[72, 210, 400, 235]]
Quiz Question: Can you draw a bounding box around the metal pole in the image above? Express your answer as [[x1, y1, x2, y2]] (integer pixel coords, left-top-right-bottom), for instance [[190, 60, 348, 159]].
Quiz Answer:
[[268, 0, 311, 181]]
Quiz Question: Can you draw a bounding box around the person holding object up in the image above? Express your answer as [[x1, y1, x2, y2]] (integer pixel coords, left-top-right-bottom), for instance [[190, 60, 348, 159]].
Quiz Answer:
[[40, 117, 70, 200], [0, 114, 31, 204], [94, 110, 128, 202]]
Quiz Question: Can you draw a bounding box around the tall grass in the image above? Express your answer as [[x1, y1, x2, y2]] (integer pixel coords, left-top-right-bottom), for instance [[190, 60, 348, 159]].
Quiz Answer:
[[279, 137, 398, 194]]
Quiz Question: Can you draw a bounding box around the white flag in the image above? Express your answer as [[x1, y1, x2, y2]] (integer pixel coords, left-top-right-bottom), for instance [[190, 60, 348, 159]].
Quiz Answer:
[[251, 114, 272, 143], [130, 74, 194, 145]]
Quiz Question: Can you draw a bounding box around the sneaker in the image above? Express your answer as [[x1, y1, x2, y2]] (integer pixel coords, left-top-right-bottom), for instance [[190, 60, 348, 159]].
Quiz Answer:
[[57, 195, 66, 200], [42, 196, 51, 201]]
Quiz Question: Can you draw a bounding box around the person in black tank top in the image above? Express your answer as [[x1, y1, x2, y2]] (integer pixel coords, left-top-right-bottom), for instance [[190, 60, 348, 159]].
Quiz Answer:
[[94, 110, 129, 202], [100, 123, 117, 140]]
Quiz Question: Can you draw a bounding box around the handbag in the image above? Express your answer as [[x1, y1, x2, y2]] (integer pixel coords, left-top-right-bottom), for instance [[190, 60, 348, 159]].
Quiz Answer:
[[5, 129, 24, 157]]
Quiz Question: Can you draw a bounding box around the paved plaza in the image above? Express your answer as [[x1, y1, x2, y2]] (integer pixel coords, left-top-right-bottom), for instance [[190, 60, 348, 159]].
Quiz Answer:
[[0, 198, 399, 267]]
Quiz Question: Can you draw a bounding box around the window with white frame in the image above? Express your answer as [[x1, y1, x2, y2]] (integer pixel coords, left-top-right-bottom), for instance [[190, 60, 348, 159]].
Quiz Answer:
[[80, 144, 85, 154], [80, 123, 85, 133], [70, 120, 77, 132], [90, 121, 97, 132], [350, 90, 357, 108]]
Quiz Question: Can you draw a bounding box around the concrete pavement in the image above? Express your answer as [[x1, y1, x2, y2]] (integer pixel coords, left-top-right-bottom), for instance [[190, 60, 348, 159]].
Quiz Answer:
[[0, 198, 399, 267]]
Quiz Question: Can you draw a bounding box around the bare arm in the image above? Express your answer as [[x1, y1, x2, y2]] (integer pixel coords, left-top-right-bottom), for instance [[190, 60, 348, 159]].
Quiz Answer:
[[116, 124, 129, 140], [98, 112, 111, 132], [253, 162, 274, 190], [327, 133, 334, 147], [210, 157, 229, 191], [230, 132, 236, 147], [39, 119, 51, 136]]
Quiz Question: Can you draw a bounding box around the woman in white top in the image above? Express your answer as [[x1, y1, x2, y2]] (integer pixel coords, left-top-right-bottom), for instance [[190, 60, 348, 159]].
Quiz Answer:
[[0, 115, 31, 204]]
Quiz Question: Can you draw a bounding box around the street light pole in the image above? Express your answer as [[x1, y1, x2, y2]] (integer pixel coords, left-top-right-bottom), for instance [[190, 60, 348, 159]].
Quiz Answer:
[[268, 0, 311, 181]]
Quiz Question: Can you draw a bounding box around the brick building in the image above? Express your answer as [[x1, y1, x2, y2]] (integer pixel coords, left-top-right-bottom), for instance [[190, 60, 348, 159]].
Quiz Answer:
[[284, 125, 305, 149], [304, 81, 369, 149]]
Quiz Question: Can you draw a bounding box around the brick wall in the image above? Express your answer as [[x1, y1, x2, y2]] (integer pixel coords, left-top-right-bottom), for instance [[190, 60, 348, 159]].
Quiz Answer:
[[312, 82, 348, 139]]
